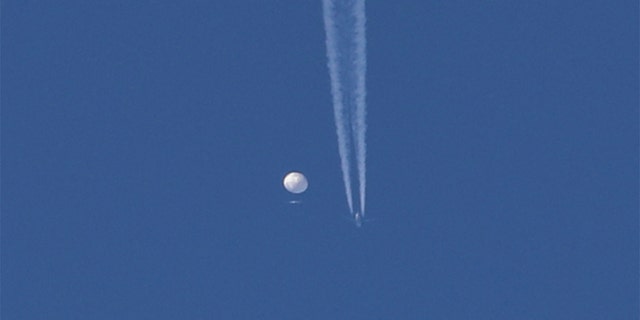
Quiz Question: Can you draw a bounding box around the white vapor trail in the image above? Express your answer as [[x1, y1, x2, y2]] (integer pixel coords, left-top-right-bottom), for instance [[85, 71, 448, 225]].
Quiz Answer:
[[322, 0, 367, 217]]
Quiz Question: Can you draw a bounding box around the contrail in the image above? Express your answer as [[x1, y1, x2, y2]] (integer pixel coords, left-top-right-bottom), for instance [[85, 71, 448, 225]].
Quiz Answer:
[[322, 0, 354, 214], [322, 0, 367, 217], [353, 0, 367, 216]]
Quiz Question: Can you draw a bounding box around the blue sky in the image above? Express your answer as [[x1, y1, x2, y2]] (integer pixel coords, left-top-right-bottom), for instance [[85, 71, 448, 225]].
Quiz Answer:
[[3, 1, 638, 319]]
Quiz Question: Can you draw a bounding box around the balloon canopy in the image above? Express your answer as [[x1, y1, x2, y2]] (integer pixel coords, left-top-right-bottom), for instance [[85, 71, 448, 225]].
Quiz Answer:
[[283, 172, 308, 194]]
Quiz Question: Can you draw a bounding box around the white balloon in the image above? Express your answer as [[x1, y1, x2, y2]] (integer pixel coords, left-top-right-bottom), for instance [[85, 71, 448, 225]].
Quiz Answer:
[[283, 172, 308, 194]]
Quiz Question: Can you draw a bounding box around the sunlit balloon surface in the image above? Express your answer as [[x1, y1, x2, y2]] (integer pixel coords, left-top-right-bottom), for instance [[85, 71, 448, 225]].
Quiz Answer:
[[283, 172, 308, 194]]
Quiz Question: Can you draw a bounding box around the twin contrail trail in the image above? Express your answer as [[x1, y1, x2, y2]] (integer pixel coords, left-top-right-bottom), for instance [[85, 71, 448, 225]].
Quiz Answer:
[[322, 0, 367, 217]]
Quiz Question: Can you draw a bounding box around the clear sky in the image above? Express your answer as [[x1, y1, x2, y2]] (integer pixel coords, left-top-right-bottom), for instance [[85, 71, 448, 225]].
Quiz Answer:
[[3, 1, 638, 319]]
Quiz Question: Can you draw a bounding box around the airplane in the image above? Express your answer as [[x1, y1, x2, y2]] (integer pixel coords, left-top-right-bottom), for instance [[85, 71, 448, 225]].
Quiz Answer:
[[353, 211, 363, 228], [341, 211, 371, 228]]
